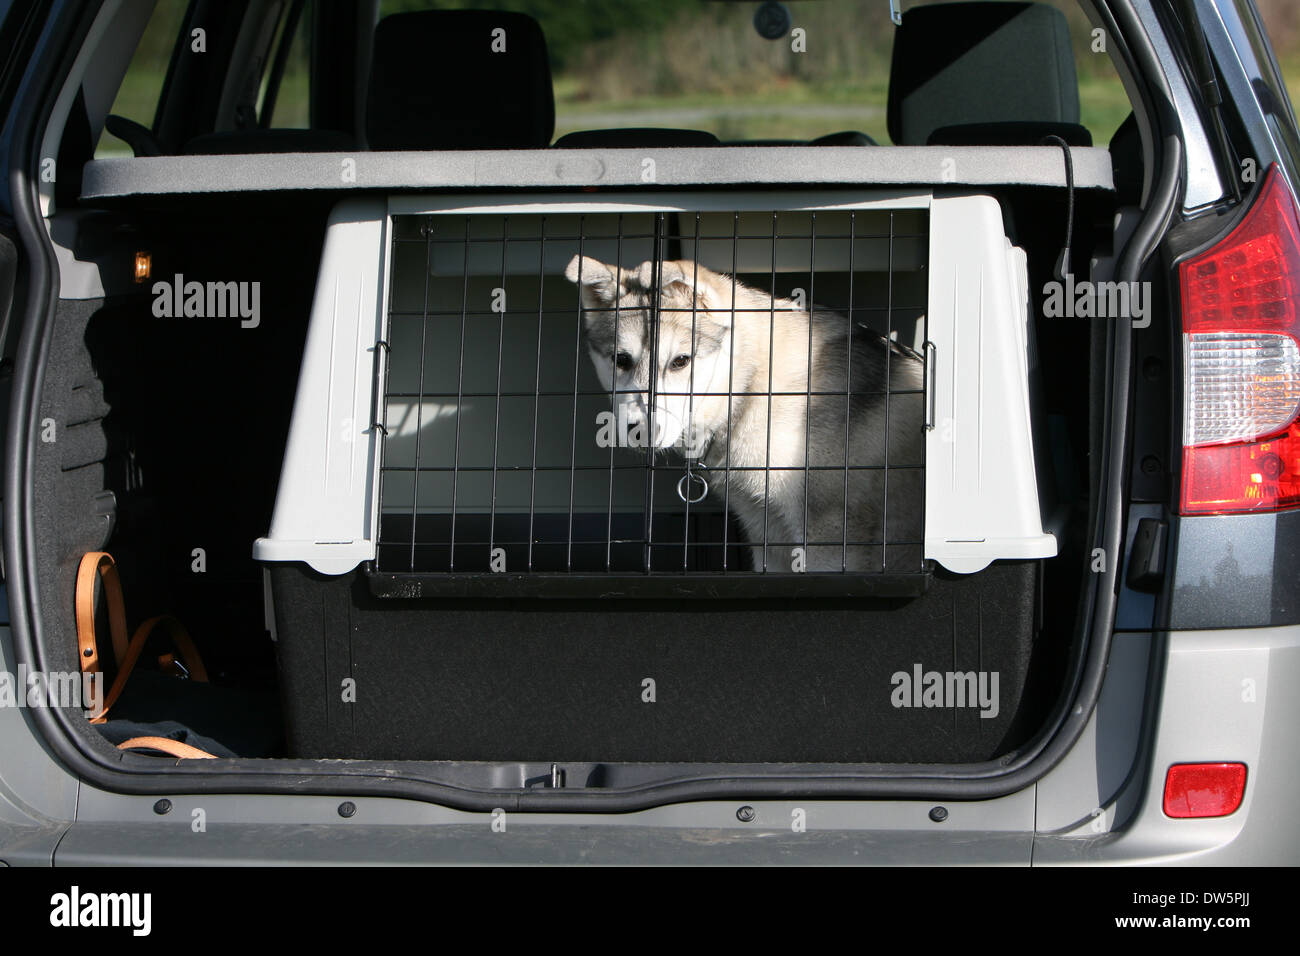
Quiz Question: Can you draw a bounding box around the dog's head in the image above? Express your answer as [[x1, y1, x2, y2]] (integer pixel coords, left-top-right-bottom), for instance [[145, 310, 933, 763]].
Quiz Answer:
[[564, 255, 732, 453]]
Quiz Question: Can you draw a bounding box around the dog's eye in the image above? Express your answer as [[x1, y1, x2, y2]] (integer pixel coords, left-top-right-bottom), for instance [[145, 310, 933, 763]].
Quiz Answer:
[[668, 354, 692, 372], [613, 351, 635, 372]]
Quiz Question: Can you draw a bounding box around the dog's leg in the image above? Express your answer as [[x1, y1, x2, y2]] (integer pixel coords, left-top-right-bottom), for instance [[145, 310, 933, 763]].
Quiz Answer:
[[728, 494, 783, 573]]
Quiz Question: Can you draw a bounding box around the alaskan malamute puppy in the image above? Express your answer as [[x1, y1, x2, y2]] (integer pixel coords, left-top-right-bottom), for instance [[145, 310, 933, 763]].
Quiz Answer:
[[565, 254, 923, 572]]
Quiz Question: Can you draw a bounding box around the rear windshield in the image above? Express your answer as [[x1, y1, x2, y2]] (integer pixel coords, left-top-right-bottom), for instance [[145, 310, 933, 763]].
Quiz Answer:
[[379, 0, 1130, 145]]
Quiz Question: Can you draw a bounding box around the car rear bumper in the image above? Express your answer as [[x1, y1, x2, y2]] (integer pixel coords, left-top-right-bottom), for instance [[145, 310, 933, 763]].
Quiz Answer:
[[2, 624, 1296, 864], [1035, 624, 1300, 865]]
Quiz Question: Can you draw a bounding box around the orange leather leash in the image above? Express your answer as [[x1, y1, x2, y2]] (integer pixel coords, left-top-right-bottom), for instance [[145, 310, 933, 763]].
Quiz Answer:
[[75, 552, 127, 676], [74, 551, 217, 757], [114, 736, 217, 759]]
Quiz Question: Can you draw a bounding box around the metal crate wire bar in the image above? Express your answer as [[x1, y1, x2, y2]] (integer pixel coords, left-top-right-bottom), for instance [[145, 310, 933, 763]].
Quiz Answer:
[[919, 214, 930, 575], [803, 211, 817, 564], [642, 213, 667, 574], [385, 388, 925, 399], [762, 210, 777, 571], [882, 209, 893, 572], [842, 210, 855, 571], [487, 217, 509, 559], [382, 463, 921, 473], [391, 230, 927, 244], [388, 303, 926, 319], [405, 216, 435, 572], [446, 217, 472, 571], [682, 213, 703, 570], [398, 537, 913, 548], [604, 217, 624, 571], [566, 215, 586, 571], [526, 217, 547, 571], [723, 211, 738, 570]]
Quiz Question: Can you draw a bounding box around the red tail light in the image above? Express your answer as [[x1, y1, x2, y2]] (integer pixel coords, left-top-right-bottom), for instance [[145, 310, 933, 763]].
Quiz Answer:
[[1180, 164, 1300, 514]]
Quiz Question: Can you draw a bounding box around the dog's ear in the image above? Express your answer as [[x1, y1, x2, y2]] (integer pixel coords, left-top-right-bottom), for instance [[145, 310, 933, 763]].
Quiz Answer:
[[659, 260, 722, 315], [565, 255, 622, 309]]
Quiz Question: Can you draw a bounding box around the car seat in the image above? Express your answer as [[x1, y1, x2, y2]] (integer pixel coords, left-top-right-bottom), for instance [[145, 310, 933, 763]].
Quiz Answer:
[[888, 2, 1091, 147], [366, 9, 554, 150]]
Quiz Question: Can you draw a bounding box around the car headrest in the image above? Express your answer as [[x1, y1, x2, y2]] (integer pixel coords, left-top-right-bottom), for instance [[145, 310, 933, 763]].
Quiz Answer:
[[182, 129, 358, 155], [887, 2, 1080, 146], [927, 122, 1092, 147], [553, 128, 720, 148], [809, 130, 879, 147], [366, 10, 554, 150]]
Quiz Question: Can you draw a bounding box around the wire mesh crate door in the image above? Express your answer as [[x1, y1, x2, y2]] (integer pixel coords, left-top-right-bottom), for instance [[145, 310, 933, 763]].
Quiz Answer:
[[375, 205, 928, 581], [649, 207, 929, 575]]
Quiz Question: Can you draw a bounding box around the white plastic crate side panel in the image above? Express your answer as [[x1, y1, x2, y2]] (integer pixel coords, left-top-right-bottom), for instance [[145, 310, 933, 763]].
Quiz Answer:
[[924, 195, 1057, 574], [252, 199, 387, 574]]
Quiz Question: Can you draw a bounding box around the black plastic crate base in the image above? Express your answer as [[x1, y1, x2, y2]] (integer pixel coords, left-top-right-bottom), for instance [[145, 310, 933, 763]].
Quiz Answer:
[[269, 560, 1044, 764]]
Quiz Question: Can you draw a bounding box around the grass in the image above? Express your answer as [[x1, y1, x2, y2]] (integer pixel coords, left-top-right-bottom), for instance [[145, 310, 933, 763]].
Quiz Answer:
[[554, 76, 894, 143], [1077, 74, 1135, 145], [556, 73, 1133, 146]]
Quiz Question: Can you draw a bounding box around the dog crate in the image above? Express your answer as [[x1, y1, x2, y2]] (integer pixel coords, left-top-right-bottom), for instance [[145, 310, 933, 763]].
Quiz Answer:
[[253, 189, 1062, 761], [253, 191, 1059, 598]]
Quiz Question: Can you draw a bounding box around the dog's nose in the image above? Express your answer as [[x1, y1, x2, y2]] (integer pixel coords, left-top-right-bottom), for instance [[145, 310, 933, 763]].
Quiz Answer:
[[619, 400, 645, 428], [618, 393, 649, 416]]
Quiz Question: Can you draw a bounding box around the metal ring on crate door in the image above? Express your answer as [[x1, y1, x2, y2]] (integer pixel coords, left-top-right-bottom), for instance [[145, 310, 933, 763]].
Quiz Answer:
[[677, 470, 709, 504]]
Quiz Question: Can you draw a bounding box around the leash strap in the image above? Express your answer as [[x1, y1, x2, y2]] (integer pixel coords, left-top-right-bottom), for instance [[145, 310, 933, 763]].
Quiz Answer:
[[75, 552, 128, 675], [74, 552, 210, 730], [116, 736, 217, 760]]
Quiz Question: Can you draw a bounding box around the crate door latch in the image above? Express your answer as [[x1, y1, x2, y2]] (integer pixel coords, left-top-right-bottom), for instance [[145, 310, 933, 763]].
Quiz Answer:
[[924, 341, 938, 431]]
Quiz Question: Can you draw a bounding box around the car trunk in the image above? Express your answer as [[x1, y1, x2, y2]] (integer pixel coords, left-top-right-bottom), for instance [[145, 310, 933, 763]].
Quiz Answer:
[[24, 164, 1115, 784]]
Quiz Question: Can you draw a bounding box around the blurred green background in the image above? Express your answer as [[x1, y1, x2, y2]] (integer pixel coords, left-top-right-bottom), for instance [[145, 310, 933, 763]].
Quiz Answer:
[[99, 0, 1300, 156]]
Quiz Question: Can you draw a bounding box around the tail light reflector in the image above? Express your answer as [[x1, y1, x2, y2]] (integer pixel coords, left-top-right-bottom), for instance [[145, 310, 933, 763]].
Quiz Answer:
[[1163, 762, 1247, 818]]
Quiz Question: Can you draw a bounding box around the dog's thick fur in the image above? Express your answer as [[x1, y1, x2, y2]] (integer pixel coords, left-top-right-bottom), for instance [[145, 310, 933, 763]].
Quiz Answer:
[[565, 254, 923, 572]]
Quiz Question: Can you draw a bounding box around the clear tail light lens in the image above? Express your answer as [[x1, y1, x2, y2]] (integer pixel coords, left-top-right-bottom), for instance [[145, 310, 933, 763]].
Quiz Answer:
[[1185, 332, 1300, 444]]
